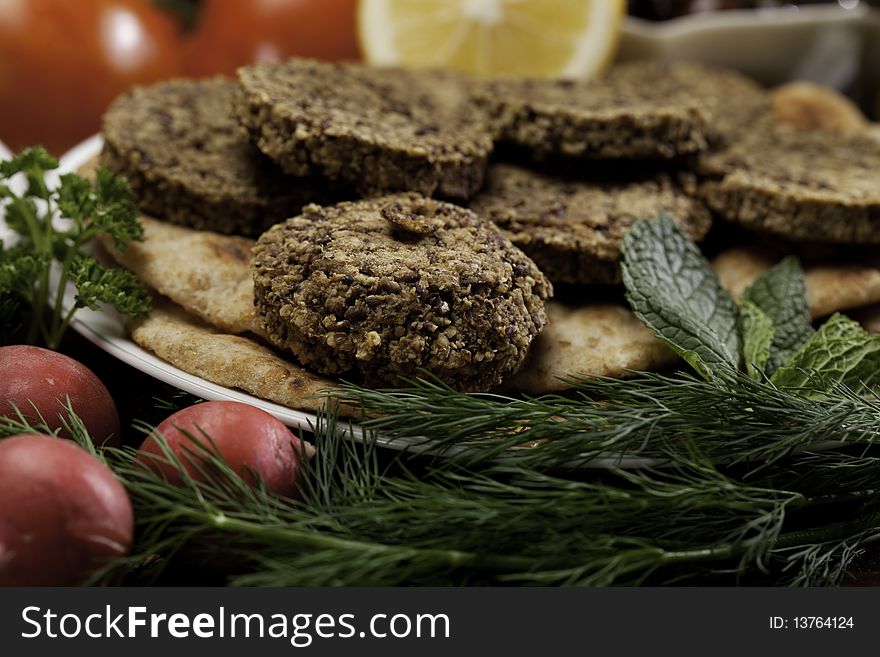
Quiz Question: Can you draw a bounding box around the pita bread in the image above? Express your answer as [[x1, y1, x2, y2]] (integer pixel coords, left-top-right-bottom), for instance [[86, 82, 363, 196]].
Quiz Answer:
[[80, 155, 262, 336], [130, 298, 350, 416], [504, 302, 675, 394], [713, 247, 880, 318], [106, 208, 880, 401], [102, 217, 261, 336], [771, 81, 868, 136]]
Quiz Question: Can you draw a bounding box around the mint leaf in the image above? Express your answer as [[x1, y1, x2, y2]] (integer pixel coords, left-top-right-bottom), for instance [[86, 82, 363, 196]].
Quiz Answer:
[[741, 256, 813, 374], [771, 313, 880, 393], [621, 216, 741, 380], [740, 300, 773, 380]]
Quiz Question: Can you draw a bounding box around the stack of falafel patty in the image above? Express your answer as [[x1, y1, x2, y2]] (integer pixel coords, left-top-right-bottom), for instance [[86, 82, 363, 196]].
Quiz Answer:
[[101, 58, 880, 392]]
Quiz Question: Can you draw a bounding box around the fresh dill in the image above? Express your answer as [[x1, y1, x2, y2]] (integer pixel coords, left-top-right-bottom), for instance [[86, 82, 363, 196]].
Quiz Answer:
[[4, 213, 880, 586]]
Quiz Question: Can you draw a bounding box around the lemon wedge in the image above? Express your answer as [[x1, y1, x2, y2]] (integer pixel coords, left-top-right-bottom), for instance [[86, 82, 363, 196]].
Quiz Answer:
[[358, 0, 625, 78]]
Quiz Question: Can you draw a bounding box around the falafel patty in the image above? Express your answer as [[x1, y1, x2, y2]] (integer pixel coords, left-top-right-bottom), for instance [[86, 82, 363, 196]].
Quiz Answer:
[[699, 118, 880, 244], [235, 59, 494, 200], [470, 164, 713, 285], [252, 194, 552, 391], [101, 78, 333, 236], [476, 61, 769, 162]]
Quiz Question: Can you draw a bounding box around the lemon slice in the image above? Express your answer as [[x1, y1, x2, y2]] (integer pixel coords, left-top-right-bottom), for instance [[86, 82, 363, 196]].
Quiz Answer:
[[359, 0, 625, 78]]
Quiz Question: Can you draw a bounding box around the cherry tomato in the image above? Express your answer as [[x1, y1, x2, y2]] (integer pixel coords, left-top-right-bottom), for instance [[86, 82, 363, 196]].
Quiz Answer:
[[0, 345, 121, 445], [0, 0, 182, 155], [183, 0, 359, 78], [138, 400, 309, 497], [0, 434, 134, 586]]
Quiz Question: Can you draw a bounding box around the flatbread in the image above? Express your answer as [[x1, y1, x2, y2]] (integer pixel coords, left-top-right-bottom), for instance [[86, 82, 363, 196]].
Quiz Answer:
[[130, 298, 349, 416], [102, 216, 262, 337], [713, 247, 880, 318], [771, 81, 868, 136], [81, 155, 262, 336], [503, 302, 675, 394]]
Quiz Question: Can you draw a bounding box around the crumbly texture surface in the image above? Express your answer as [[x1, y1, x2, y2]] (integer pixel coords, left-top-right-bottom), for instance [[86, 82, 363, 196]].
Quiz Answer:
[[236, 60, 494, 200], [699, 118, 880, 244], [475, 61, 769, 161], [469, 164, 713, 285], [252, 194, 552, 391], [101, 78, 334, 236]]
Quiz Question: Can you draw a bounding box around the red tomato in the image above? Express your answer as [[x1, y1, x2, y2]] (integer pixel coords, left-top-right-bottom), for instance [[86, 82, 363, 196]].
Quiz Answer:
[[183, 0, 359, 78], [0, 0, 182, 155], [0, 434, 134, 586], [138, 400, 309, 497], [0, 345, 121, 445]]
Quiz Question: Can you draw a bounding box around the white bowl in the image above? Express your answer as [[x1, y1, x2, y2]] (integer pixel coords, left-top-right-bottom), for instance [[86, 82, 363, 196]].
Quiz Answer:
[[619, 3, 874, 114]]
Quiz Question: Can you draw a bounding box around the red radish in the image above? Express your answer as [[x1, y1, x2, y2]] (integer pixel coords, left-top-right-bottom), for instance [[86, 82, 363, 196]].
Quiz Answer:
[[0, 434, 134, 586], [138, 401, 309, 498], [0, 345, 120, 445]]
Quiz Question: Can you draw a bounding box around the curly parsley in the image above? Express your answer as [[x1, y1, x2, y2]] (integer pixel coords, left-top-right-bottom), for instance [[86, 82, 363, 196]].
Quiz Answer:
[[0, 147, 149, 348]]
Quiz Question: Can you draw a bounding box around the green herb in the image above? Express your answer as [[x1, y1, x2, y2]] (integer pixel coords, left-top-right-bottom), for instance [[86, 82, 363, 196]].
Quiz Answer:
[[740, 299, 774, 379], [621, 215, 741, 380], [741, 256, 814, 375], [771, 313, 880, 394], [335, 373, 880, 469], [0, 147, 149, 348], [6, 389, 879, 586], [3, 406, 865, 587]]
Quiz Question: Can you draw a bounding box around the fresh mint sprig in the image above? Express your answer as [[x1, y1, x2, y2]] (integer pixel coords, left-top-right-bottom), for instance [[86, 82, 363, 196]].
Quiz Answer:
[[622, 216, 878, 394], [771, 314, 880, 394], [0, 147, 149, 348], [740, 256, 814, 376], [621, 215, 741, 380]]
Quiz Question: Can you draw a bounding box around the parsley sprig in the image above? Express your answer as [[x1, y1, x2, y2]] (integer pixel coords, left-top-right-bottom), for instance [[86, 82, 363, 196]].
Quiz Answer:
[[0, 147, 149, 348]]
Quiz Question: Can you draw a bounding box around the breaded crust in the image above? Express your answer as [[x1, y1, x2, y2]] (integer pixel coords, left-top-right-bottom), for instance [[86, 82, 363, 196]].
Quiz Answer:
[[252, 194, 552, 391], [474, 61, 769, 162], [700, 118, 880, 244], [101, 78, 333, 236], [236, 59, 493, 200], [469, 164, 713, 285]]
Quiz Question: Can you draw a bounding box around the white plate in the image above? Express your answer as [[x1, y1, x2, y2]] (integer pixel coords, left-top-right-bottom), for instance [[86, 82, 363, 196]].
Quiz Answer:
[[7, 137, 656, 466], [2, 136, 663, 467], [619, 4, 870, 93]]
